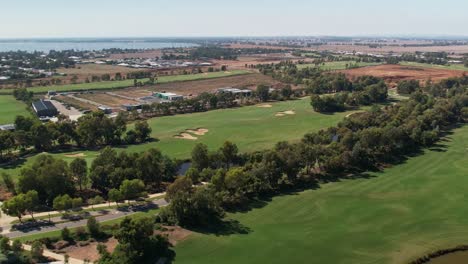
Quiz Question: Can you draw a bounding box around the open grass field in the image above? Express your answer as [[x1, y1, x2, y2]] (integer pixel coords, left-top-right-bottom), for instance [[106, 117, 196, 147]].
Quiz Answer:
[[0, 70, 251, 95], [0, 98, 361, 178], [173, 125, 468, 264], [399, 61, 468, 72], [297, 61, 382, 70], [0, 96, 31, 124]]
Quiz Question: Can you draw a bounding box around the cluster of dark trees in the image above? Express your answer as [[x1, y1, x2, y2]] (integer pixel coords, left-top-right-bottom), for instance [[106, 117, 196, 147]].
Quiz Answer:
[[97, 216, 173, 264], [89, 147, 177, 193], [159, 87, 468, 227], [1, 145, 177, 220], [190, 46, 239, 60], [399, 52, 449, 65], [0, 234, 44, 264], [0, 112, 151, 162], [311, 80, 388, 112], [397, 80, 421, 94], [12, 88, 34, 102]]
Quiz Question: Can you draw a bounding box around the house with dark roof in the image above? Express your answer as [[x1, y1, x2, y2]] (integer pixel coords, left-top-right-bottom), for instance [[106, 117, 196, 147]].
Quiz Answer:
[[32, 100, 58, 117]]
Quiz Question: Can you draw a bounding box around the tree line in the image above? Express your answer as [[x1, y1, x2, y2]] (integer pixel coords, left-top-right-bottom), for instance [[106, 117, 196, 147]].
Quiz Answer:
[[2, 145, 177, 221], [158, 86, 467, 227], [0, 112, 151, 163]]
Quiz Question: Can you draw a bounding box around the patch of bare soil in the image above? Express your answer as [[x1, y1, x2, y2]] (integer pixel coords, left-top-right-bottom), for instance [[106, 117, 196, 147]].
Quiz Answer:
[[185, 128, 209, 136], [146, 73, 283, 96], [76, 93, 139, 107], [276, 110, 295, 117], [174, 133, 198, 140], [64, 153, 85, 158], [155, 226, 192, 246], [257, 104, 273, 108], [64, 237, 118, 262], [340, 64, 466, 87]]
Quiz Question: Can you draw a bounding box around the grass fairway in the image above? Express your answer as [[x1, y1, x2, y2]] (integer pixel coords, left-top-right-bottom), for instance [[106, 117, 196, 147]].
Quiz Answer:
[[297, 61, 382, 70], [400, 61, 468, 72], [0, 95, 31, 124], [174, 125, 468, 264], [0, 70, 251, 95], [0, 98, 359, 177]]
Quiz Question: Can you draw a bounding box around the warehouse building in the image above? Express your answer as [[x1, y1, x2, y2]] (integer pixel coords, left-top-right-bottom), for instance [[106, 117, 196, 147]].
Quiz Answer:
[[32, 100, 58, 117]]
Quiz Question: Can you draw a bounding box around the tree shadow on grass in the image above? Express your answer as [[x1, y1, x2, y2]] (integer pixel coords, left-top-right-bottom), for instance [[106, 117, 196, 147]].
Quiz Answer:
[[190, 218, 252, 237]]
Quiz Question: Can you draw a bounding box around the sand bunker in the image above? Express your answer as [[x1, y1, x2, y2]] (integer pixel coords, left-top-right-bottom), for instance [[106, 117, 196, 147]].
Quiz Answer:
[[185, 128, 209, 136], [174, 133, 198, 140], [257, 104, 273, 108], [276, 110, 296, 117], [64, 153, 86, 158]]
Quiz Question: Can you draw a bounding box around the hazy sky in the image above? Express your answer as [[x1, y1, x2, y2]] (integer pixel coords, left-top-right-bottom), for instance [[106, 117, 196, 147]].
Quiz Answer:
[[1, 0, 467, 38]]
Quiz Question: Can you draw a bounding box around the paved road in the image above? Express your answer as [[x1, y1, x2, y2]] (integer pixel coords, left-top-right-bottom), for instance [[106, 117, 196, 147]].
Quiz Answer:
[[5, 198, 168, 239]]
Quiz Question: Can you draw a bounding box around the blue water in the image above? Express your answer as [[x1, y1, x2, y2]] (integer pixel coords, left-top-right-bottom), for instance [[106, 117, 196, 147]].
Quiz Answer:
[[0, 39, 198, 52]]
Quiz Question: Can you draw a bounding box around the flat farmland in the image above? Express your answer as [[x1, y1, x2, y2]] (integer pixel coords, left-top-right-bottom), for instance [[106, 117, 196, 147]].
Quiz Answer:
[[113, 89, 153, 98], [399, 62, 468, 72], [146, 73, 282, 95], [341, 64, 466, 86], [297, 61, 382, 70], [54, 95, 98, 111], [0, 96, 31, 124], [0, 70, 251, 95], [174, 125, 468, 264], [75, 93, 139, 107]]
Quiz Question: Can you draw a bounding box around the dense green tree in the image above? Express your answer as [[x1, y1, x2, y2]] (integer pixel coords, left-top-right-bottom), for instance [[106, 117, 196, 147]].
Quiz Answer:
[[98, 216, 172, 263], [119, 179, 146, 202], [70, 158, 88, 191], [256, 84, 270, 102], [53, 194, 73, 211], [17, 155, 75, 204], [397, 80, 420, 94], [191, 143, 210, 170], [1, 190, 39, 221], [87, 216, 101, 237], [219, 141, 238, 168], [108, 189, 124, 205]]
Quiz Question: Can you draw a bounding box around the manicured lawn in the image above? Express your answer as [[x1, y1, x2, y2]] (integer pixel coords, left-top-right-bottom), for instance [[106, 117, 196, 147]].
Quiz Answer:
[[400, 61, 468, 71], [297, 61, 382, 70], [0, 98, 360, 178], [174, 125, 468, 264], [0, 95, 31, 124], [0, 70, 251, 95]]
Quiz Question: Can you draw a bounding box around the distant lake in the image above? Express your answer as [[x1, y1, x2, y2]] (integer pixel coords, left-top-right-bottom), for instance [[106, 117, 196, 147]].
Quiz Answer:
[[0, 39, 198, 52]]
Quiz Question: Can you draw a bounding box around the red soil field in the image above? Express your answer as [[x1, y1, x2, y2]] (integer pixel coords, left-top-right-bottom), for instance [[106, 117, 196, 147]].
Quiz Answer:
[[340, 64, 467, 87]]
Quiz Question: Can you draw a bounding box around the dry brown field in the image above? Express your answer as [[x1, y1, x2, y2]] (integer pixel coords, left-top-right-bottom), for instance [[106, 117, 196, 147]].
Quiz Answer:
[[145, 73, 282, 96], [340, 64, 466, 87], [75, 93, 139, 107]]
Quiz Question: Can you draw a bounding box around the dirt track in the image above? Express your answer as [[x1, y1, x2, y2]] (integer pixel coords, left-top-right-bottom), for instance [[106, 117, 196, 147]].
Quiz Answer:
[[340, 64, 467, 86]]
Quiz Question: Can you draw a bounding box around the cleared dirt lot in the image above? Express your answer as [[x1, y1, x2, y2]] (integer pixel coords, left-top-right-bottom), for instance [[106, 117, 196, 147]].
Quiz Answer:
[[76, 93, 140, 107], [54, 95, 98, 111], [340, 64, 467, 86], [144, 73, 282, 95]]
